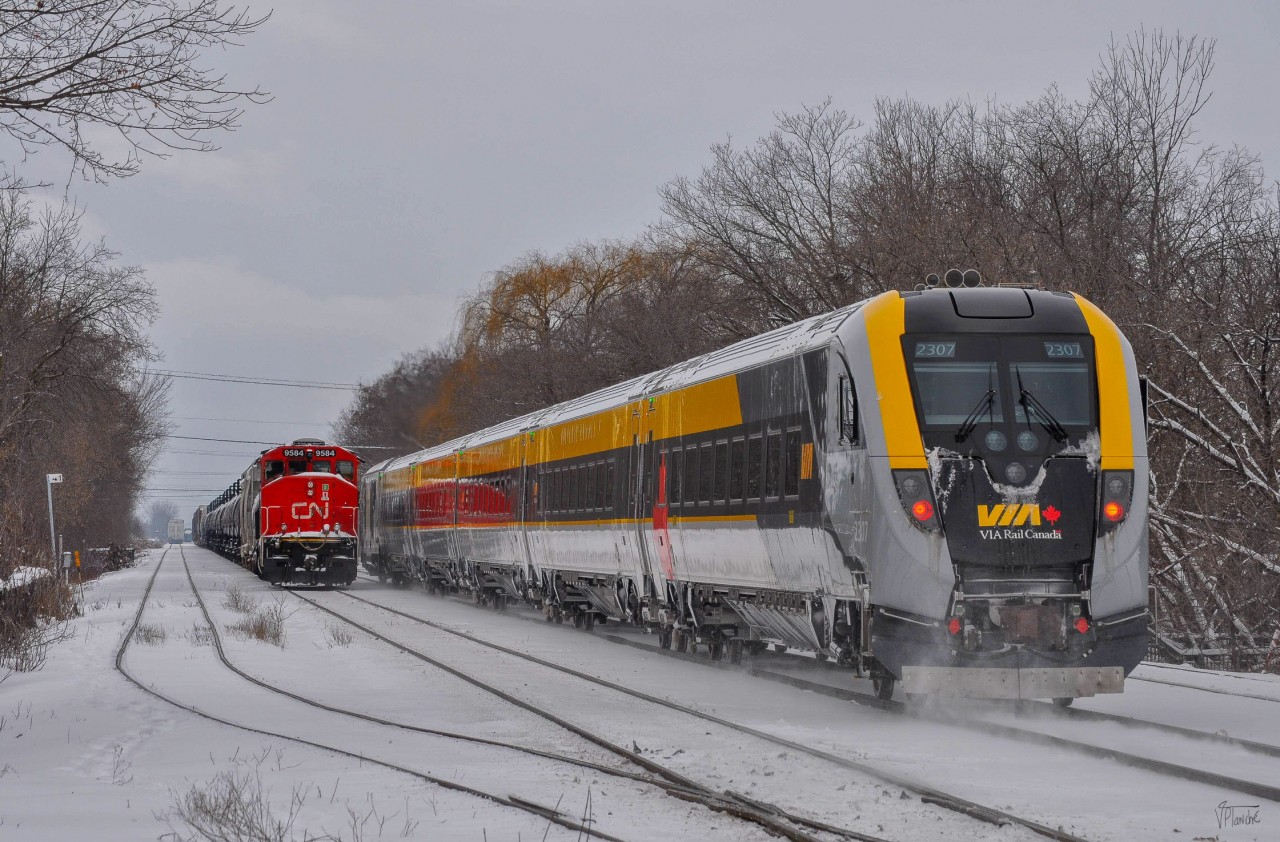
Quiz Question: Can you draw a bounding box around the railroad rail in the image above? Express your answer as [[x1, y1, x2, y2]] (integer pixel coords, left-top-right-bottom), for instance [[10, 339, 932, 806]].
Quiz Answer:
[[1128, 672, 1280, 704], [605, 631, 1280, 768], [355, 571, 1280, 769], [181, 549, 882, 842], [116, 549, 625, 841], [307, 586, 1091, 842]]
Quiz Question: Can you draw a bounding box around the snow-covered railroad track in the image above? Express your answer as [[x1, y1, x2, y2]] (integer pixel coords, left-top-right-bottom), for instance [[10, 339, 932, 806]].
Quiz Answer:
[[606, 634, 1280, 803], [359, 572, 1280, 782], [177, 552, 858, 842], [1128, 673, 1280, 704], [117, 549, 624, 841], [284, 587, 900, 842], [307, 587, 1085, 842]]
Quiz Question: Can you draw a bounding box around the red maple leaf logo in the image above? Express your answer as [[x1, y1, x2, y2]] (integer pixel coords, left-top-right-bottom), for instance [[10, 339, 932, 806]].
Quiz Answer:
[[1043, 505, 1061, 525]]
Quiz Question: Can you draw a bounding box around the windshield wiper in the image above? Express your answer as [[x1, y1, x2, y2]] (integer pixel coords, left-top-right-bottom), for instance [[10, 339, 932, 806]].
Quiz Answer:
[[1015, 366, 1069, 443], [955, 389, 997, 443]]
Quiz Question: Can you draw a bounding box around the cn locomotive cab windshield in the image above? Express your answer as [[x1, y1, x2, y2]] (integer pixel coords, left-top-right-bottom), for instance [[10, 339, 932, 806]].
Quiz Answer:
[[359, 273, 1148, 703]]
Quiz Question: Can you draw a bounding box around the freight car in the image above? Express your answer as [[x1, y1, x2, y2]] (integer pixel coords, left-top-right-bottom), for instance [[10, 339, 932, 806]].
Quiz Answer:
[[199, 438, 361, 586], [360, 275, 1148, 702]]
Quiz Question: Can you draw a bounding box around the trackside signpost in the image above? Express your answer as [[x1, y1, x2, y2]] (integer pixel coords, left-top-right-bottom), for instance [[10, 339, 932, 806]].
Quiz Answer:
[[47, 473, 62, 568]]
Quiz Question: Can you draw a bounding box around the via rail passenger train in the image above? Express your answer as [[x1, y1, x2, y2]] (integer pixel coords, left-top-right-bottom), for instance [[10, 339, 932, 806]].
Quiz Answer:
[[360, 273, 1148, 703]]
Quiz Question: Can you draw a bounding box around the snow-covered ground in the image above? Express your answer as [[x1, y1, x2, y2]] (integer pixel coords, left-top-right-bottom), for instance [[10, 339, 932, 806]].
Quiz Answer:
[[1, 547, 1275, 841]]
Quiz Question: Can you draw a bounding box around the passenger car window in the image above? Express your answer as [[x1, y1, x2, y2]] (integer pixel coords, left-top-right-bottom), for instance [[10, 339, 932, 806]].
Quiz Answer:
[[784, 429, 802, 497], [699, 442, 713, 503], [730, 438, 746, 501], [765, 432, 782, 499], [747, 435, 763, 500], [683, 445, 699, 508]]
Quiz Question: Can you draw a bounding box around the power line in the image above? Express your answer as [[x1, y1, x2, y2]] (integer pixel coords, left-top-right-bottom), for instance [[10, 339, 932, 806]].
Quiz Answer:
[[150, 368, 358, 390], [169, 448, 261, 457], [151, 470, 240, 476], [166, 435, 399, 450], [167, 435, 280, 445], [174, 415, 329, 426]]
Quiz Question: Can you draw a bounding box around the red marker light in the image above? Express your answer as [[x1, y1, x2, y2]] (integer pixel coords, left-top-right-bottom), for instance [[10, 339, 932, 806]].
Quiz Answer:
[[1103, 501, 1125, 522], [912, 500, 934, 521], [948, 617, 962, 635], [1074, 617, 1090, 634]]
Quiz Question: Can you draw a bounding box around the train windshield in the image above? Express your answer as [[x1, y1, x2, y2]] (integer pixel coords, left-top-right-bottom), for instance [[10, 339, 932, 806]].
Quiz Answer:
[[904, 335, 1096, 438]]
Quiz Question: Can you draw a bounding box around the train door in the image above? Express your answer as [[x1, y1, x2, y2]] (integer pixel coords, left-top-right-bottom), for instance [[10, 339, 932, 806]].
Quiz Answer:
[[628, 403, 658, 585], [517, 433, 535, 572]]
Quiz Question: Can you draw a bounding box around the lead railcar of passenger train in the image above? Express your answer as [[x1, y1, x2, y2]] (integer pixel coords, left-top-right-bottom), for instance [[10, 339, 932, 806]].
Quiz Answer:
[[196, 438, 361, 586], [360, 273, 1149, 702]]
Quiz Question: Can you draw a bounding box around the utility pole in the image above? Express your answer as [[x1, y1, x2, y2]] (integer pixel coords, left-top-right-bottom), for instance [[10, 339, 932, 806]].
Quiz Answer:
[[47, 473, 63, 568]]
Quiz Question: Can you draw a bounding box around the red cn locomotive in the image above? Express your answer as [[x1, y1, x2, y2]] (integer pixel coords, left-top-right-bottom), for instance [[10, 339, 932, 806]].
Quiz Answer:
[[198, 438, 360, 586]]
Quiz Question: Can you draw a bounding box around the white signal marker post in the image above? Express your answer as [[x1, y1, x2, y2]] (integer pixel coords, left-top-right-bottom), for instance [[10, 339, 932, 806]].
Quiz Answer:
[[46, 473, 62, 568]]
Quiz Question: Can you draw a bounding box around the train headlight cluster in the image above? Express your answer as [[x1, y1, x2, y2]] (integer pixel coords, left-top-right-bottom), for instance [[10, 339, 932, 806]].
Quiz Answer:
[[894, 470, 941, 532], [1098, 470, 1133, 535]]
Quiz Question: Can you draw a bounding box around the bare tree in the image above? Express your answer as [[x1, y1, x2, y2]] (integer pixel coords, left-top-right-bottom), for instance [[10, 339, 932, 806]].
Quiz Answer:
[[0, 186, 165, 571], [0, 0, 269, 181], [659, 99, 869, 330], [144, 498, 177, 539], [332, 345, 457, 457]]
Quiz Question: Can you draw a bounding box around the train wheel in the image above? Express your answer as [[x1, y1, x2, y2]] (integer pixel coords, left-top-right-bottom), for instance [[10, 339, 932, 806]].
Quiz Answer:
[[815, 651, 829, 663], [707, 639, 724, 661], [573, 612, 584, 629], [1052, 697, 1074, 709], [873, 676, 896, 702], [673, 629, 688, 653], [728, 638, 743, 665], [772, 643, 788, 654], [658, 628, 672, 650], [583, 612, 595, 631]]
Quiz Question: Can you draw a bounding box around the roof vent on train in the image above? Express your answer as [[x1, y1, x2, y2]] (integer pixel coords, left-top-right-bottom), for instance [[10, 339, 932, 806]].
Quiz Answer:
[[290, 437, 326, 445], [918, 268, 982, 291], [951, 287, 1034, 318]]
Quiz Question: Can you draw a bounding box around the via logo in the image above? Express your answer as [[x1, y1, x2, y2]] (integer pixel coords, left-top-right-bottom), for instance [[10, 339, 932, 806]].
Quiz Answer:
[[291, 501, 330, 520], [977, 504, 1041, 527], [976, 503, 1063, 527]]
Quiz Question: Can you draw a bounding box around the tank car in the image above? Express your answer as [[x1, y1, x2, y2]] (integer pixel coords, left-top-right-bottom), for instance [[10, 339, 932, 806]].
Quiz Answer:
[[360, 279, 1148, 702], [190, 505, 206, 548], [201, 438, 361, 586]]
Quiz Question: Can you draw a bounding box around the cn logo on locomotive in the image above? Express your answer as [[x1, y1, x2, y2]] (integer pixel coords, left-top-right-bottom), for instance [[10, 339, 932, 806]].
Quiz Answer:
[[291, 501, 330, 520]]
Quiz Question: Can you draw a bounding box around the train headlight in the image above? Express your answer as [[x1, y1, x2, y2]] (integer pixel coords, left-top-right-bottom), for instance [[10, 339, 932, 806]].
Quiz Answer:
[[1098, 470, 1133, 535], [893, 470, 941, 532], [1004, 462, 1028, 484]]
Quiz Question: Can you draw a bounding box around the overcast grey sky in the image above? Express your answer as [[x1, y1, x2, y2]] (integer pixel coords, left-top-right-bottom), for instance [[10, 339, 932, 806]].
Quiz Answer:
[[26, 1, 1279, 517]]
